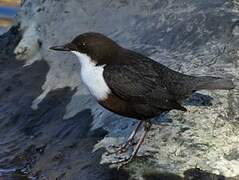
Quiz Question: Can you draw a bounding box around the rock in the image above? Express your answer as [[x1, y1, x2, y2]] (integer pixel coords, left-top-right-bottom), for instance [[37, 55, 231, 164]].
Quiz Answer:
[[1, 0, 239, 179]]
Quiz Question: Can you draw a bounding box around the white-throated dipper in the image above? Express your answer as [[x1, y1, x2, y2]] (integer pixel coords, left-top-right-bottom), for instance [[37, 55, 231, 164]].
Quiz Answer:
[[50, 32, 234, 166]]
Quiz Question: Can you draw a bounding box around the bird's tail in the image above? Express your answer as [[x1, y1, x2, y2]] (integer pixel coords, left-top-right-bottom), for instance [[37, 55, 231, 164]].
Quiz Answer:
[[194, 76, 235, 91]]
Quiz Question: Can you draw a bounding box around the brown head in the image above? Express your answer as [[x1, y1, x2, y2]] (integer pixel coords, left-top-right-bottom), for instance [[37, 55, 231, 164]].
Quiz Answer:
[[50, 32, 121, 65]]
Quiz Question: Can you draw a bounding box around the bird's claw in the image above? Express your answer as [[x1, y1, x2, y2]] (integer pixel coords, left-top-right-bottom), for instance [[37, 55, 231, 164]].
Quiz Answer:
[[105, 140, 135, 156], [110, 154, 135, 169]]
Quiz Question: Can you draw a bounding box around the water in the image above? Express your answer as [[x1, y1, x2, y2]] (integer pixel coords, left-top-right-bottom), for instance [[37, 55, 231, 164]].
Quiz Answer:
[[0, 168, 35, 180], [0, 2, 22, 179], [0, 1, 19, 35]]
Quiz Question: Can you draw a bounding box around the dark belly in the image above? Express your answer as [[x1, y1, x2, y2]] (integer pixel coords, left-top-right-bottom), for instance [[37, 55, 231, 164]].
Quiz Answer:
[[98, 94, 163, 120]]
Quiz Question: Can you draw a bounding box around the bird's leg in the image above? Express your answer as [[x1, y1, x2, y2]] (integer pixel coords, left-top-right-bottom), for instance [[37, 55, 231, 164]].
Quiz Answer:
[[117, 121, 143, 151], [127, 121, 143, 143], [106, 121, 142, 155], [110, 121, 152, 168]]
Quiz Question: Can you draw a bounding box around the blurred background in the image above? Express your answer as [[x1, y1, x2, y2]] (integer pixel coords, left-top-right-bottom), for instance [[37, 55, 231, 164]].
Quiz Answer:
[[0, 0, 20, 35]]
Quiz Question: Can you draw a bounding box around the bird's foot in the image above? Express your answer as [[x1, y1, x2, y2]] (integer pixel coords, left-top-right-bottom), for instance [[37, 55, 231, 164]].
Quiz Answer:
[[106, 121, 142, 156], [109, 153, 136, 169], [106, 121, 151, 169], [106, 140, 136, 155]]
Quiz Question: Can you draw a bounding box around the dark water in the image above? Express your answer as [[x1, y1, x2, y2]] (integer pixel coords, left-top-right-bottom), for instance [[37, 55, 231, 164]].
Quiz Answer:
[[0, 168, 35, 180], [0, 26, 33, 180], [0, 5, 19, 178]]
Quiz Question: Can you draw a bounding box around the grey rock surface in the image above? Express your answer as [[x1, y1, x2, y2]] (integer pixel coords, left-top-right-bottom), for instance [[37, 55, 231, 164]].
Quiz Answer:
[[1, 0, 239, 179]]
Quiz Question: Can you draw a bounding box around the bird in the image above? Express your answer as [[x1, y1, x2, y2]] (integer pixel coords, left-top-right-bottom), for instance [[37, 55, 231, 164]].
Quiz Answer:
[[50, 32, 234, 166]]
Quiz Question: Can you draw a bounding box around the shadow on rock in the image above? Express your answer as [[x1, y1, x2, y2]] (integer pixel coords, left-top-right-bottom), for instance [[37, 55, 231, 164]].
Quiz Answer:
[[183, 93, 214, 107]]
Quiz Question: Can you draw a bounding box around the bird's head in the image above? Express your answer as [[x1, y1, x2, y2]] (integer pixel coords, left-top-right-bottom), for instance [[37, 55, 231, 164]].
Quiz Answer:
[[50, 32, 121, 65]]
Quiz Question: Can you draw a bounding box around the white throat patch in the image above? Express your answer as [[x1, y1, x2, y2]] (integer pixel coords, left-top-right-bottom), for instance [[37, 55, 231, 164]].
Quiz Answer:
[[71, 51, 110, 100]]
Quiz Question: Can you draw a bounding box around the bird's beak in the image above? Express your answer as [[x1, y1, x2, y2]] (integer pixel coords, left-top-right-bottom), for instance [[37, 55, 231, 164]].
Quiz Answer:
[[49, 44, 71, 51]]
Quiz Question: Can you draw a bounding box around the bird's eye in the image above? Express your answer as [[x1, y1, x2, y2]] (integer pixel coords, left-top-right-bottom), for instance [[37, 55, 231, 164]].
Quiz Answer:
[[79, 42, 87, 50]]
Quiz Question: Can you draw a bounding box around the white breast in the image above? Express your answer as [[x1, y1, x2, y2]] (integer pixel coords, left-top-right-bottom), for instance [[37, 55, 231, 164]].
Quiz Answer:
[[72, 51, 110, 100]]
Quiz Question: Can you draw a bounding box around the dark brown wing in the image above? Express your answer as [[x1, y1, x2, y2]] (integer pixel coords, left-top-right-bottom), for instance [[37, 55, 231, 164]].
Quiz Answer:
[[103, 62, 186, 111]]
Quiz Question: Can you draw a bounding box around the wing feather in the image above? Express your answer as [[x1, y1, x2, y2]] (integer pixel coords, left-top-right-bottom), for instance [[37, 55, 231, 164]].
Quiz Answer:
[[103, 62, 186, 111]]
